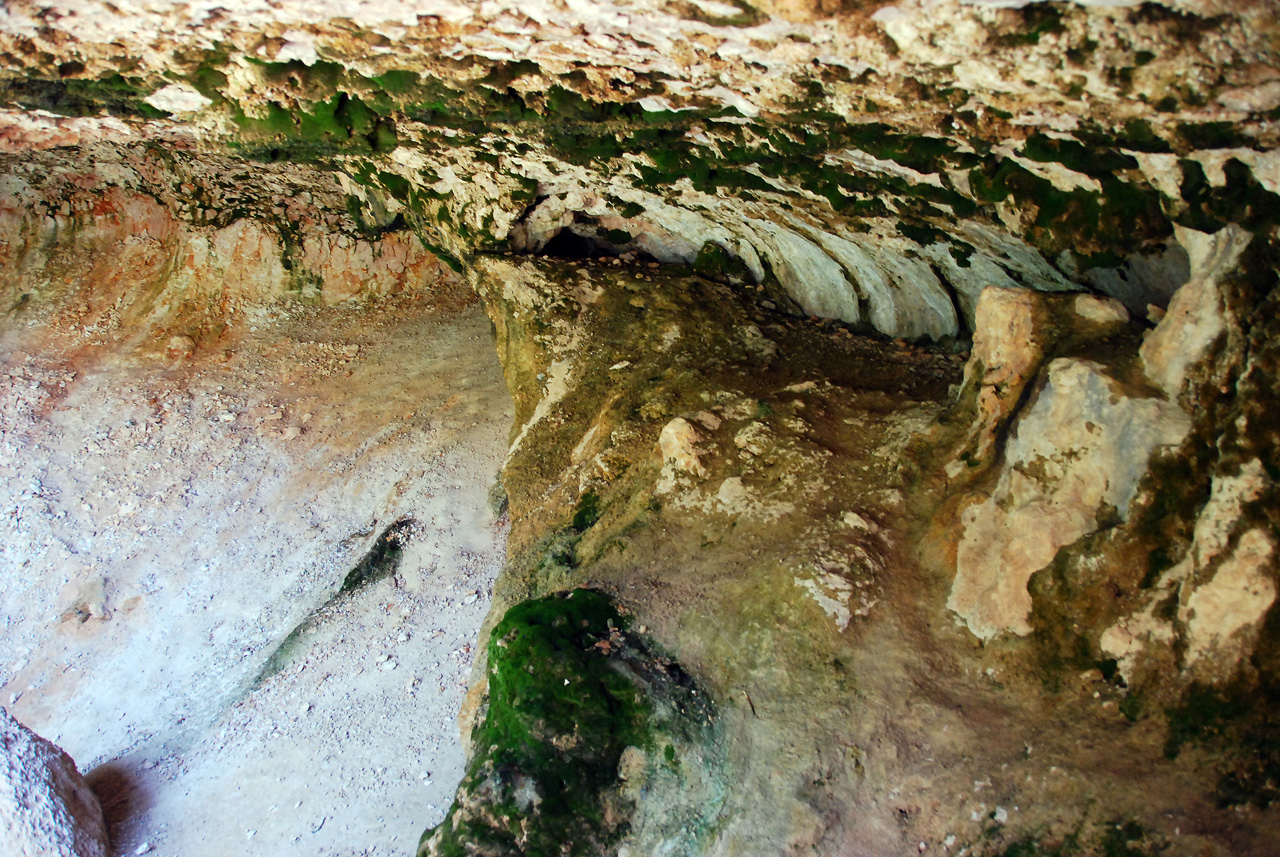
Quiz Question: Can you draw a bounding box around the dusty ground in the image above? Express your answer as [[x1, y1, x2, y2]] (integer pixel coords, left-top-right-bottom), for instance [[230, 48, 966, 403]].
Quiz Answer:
[[0, 292, 513, 856]]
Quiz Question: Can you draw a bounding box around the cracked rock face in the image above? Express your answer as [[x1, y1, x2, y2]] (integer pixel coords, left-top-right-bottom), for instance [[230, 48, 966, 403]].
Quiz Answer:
[[950, 356, 1193, 639], [0, 0, 1278, 856]]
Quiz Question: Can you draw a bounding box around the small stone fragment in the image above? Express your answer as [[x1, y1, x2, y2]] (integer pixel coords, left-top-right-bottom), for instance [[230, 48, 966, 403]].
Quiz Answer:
[[166, 335, 196, 361], [1072, 294, 1129, 325]]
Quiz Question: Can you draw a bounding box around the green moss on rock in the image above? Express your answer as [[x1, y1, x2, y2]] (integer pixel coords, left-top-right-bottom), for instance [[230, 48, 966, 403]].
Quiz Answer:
[[0, 74, 170, 118], [233, 92, 397, 158], [693, 241, 754, 285], [422, 589, 711, 857], [1177, 121, 1253, 151], [968, 155, 1171, 257]]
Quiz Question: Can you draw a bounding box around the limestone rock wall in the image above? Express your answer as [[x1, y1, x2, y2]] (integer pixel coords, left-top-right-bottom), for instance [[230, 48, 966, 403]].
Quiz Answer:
[[0, 0, 1275, 346], [0, 0, 1276, 855], [449, 230, 1280, 855], [0, 146, 462, 348]]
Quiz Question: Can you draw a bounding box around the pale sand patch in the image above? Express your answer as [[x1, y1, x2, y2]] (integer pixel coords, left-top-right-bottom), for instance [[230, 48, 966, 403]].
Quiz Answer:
[[0, 299, 512, 856]]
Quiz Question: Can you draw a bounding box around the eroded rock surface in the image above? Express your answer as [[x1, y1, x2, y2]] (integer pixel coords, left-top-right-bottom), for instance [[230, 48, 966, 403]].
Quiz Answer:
[[951, 357, 1191, 640], [0, 0, 1277, 855], [1, 707, 108, 857]]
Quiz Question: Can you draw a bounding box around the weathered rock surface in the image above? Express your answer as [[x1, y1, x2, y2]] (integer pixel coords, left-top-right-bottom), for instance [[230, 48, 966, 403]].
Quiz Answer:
[[1, 707, 108, 857], [951, 357, 1192, 640], [1102, 458, 1276, 684], [1141, 224, 1253, 399], [957, 285, 1049, 467], [0, 0, 1276, 855]]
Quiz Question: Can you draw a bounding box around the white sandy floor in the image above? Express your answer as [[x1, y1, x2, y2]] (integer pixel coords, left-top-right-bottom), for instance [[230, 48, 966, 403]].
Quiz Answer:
[[0, 296, 512, 856]]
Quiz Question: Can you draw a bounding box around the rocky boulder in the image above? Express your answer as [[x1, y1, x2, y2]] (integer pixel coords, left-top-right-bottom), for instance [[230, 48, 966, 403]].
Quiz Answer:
[[1, 707, 109, 857]]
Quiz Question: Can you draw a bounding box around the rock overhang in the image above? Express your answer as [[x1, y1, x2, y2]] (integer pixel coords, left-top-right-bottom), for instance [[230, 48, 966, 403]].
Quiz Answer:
[[0, 0, 1276, 343], [2, 1, 1280, 855]]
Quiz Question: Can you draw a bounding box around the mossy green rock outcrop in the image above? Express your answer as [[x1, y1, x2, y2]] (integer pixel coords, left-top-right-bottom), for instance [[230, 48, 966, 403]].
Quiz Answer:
[[420, 589, 720, 857]]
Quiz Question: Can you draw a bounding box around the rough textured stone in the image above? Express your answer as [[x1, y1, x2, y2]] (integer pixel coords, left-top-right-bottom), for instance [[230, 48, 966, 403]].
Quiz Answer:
[[0, 0, 1276, 854], [950, 358, 1192, 639], [1181, 528, 1277, 671], [956, 286, 1046, 466], [1072, 294, 1129, 327], [1141, 225, 1252, 399], [1, 707, 109, 857], [1102, 459, 1274, 684], [655, 416, 707, 495]]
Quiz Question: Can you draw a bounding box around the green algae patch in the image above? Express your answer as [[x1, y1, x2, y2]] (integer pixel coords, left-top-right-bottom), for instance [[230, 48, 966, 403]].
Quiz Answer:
[[421, 589, 719, 857], [0, 74, 170, 119], [232, 92, 398, 158]]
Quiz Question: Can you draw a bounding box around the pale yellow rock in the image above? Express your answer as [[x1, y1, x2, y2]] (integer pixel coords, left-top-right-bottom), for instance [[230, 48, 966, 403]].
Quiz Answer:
[[1216, 80, 1280, 113], [166, 335, 196, 360], [734, 422, 771, 457], [950, 359, 1191, 639], [655, 417, 705, 495], [1100, 615, 1166, 669], [1072, 294, 1129, 326], [1125, 151, 1183, 201], [1182, 529, 1277, 671], [1191, 459, 1268, 568], [999, 147, 1102, 194], [962, 286, 1043, 463], [1140, 224, 1250, 398]]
